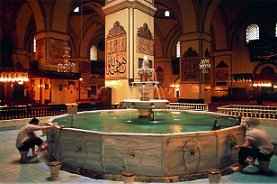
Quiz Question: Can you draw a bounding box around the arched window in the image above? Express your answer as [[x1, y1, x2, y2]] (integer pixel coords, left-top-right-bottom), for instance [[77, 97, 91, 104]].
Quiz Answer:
[[164, 10, 170, 17], [90, 45, 98, 61], [33, 37, 36, 53], [176, 41, 181, 58], [73, 6, 80, 13], [246, 24, 259, 43]]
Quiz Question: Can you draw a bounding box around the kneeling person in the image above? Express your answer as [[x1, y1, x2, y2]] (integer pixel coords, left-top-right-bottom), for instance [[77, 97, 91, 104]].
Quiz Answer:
[[16, 117, 55, 163], [233, 118, 274, 174]]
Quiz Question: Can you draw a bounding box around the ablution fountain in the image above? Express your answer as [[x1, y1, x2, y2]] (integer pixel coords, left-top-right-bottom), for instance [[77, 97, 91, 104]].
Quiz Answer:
[[121, 56, 169, 120], [47, 56, 244, 182]]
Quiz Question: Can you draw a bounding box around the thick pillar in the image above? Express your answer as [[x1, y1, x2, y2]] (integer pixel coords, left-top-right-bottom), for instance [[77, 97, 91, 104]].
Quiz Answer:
[[179, 32, 212, 102], [103, 0, 156, 105], [35, 31, 70, 71], [35, 31, 80, 104]]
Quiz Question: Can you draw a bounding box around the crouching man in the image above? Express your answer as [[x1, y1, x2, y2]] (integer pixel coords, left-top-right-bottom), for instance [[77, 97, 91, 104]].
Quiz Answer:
[[16, 117, 57, 163], [232, 118, 274, 175]]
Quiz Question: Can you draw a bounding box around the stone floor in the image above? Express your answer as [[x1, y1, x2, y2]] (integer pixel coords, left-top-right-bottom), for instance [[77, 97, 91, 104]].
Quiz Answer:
[[1, 129, 277, 184]]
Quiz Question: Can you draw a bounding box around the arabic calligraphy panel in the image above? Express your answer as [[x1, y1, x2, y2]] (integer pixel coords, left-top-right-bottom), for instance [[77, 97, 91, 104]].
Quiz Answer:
[[105, 22, 127, 80]]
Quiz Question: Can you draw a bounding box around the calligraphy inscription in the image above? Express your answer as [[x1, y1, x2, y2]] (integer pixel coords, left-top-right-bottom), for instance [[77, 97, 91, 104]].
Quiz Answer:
[[106, 54, 127, 76], [105, 21, 127, 80]]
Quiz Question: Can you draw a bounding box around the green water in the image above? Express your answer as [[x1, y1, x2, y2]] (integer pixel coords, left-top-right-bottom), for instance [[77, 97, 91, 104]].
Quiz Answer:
[[55, 110, 240, 134]]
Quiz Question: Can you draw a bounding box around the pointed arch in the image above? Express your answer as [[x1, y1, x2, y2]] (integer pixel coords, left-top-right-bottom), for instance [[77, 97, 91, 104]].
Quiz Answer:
[[26, 0, 45, 31], [204, 0, 221, 33], [177, 0, 197, 33], [16, 3, 33, 49], [52, 0, 72, 32], [80, 23, 104, 58]]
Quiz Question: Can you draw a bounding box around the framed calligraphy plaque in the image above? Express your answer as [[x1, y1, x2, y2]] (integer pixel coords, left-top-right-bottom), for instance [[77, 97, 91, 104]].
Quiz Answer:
[[105, 21, 127, 80]]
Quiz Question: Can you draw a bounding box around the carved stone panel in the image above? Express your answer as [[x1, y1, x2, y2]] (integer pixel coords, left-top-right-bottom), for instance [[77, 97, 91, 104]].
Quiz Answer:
[[137, 23, 154, 56]]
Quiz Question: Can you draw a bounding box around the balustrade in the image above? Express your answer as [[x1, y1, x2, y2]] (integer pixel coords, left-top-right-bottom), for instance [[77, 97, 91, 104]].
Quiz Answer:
[[217, 105, 277, 119], [0, 105, 66, 120], [168, 103, 208, 111]]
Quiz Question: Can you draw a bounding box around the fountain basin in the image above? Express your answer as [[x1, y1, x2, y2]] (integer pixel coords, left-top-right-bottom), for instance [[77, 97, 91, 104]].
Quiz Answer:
[[47, 110, 244, 182]]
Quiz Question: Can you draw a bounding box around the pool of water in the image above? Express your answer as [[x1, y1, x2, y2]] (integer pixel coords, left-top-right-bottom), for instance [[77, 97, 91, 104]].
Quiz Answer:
[[55, 110, 240, 134]]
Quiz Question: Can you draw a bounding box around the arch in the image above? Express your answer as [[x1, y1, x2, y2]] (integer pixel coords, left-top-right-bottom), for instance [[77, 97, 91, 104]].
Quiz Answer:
[[16, 3, 33, 49], [52, 0, 72, 32], [79, 23, 104, 58], [177, 0, 197, 33], [165, 26, 182, 57], [253, 63, 277, 75], [204, 0, 221, 33], [26, 0, 45, 31], [211, 8, 228, 50]]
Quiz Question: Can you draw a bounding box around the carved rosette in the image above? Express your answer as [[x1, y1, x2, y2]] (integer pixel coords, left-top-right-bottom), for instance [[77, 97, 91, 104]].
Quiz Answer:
[[105, 21, 127, 80], [183, 139, 201, 173], [137, 23, 154, 56]]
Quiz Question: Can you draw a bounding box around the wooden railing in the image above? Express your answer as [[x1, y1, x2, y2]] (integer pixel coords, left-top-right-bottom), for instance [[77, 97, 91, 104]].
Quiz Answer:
[[168, 103, 208, 111], [217, 104, 277, 119]]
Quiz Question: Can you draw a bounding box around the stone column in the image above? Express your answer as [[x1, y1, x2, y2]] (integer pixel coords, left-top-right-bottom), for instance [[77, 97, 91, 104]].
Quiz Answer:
[[179, 32, 212, 102], [103, 0, 156, 105]]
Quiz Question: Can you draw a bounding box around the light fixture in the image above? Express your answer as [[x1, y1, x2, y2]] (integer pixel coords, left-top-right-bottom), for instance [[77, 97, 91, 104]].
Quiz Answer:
[[199, 58, 211, 74], [0, 72, 29, 83]]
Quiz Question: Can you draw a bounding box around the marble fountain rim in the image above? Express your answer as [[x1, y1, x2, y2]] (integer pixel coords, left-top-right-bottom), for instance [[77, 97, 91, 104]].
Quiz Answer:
[[49, 109, 242, 136]]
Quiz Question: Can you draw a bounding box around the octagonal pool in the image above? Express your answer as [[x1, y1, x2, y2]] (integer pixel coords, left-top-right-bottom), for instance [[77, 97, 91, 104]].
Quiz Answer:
[[47, 109, 244, 182]]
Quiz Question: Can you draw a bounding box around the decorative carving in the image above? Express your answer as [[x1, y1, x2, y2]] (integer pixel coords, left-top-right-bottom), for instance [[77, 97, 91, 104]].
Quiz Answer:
[[182, 139, 201, 173], [137, 23, 154, 56], [181, 57, 201, 82], [183, 47, 199, 57], [138, 23, 153, 40], [215, 61, 229, 84], [107, 21, 126, 39], [106, 21, 127, 80]]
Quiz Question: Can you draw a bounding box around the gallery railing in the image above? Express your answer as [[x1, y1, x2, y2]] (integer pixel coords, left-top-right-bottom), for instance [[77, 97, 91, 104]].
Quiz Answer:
[[0, 103, 119, 120], [168, 103, 208, 111], [0, 105, 67, 120], [217, 104, 277, 119]]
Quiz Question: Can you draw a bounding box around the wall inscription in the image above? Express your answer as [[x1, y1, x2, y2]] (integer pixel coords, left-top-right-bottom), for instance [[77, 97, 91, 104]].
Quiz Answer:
[[105, 21, 127, 80]]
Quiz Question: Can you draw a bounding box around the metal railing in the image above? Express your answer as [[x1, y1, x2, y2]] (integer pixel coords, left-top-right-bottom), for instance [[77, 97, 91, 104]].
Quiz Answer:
[[0, 105, 67, 120], [168, 103, 208, 111], [0, 103, 120, 121], [217, 104, 277, 119]]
